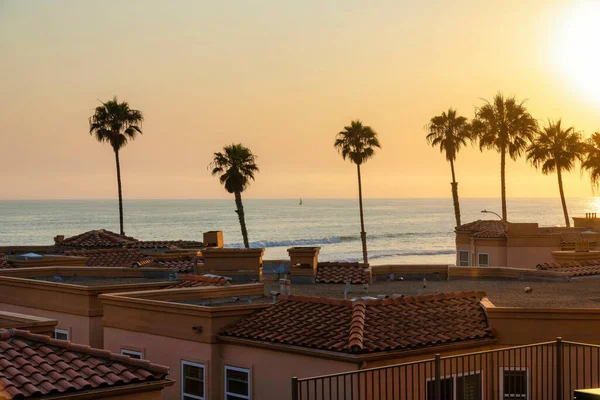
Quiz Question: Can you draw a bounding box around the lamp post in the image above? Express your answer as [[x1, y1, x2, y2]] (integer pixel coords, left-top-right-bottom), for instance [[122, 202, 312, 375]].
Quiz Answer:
[[481, 209, 502, 220]]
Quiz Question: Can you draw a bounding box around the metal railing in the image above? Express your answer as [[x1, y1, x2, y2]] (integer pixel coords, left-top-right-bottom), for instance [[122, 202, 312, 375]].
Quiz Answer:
[[291, 338, 600, 400]]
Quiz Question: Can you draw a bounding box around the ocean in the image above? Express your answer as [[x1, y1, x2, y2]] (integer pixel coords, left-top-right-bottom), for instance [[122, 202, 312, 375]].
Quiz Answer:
[[1, 198, 598, 265]]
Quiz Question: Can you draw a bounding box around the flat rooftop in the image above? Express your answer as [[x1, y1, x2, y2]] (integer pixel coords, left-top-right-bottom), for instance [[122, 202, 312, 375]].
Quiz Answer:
[[174, 294, 273, 307], [266, 276, 600, 308], [29, 275, 173, 287]]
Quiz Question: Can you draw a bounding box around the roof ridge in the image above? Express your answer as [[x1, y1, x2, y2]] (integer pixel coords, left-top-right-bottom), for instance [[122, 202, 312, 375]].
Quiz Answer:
[[3, 329, 169, 376], [348, 300, 366, 352]]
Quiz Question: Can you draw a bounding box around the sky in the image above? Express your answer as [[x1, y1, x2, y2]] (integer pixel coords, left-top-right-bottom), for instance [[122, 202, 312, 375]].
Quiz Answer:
[[1, 0, 600, 200]]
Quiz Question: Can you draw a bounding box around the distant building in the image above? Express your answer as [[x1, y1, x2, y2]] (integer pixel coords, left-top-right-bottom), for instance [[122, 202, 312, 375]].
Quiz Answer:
[[455, 218, 600, 269]]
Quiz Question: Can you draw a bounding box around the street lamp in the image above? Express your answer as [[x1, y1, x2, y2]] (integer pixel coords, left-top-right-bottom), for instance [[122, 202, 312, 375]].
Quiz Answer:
[[481, 209, 502, 220]]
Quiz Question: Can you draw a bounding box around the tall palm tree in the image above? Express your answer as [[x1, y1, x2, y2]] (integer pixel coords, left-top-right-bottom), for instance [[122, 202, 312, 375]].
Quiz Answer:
[[210, 144, 259, 249], [89, 96, 143, 235], [334, 120, 381, 264], [527, 119, 584, 227], [472, 93, 538, 221], [581, 132, 600, 191], [425, 108, 472, 227]]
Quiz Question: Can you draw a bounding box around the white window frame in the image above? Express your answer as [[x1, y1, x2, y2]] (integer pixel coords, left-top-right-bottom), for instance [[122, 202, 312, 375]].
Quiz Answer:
[[426, 370, 483, 400], [182, 360, 206, 400], [52, 328, 69, 341], [458, 250, 470, 266], [121, 349, 143, 359], [224, 365, 250, 400], [478, 253, 489, 267], [499, 367, 529, 399]]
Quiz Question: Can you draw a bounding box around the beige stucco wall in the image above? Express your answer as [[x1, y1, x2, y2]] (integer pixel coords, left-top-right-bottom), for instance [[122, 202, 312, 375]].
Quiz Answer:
[[472, 244, 506, 268], [104, 327, 356, 400], [505, 246, 559, 269], [0, 302, 100, 346]]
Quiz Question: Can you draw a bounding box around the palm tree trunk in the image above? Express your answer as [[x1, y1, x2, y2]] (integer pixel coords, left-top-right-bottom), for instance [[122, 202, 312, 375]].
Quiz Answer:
[[234, 191, 250, 248], [556, 165, 570, 227], [500, 144, 507, 221], [356, 164, 368, 264], [450, 159, 461, 227], [114, 150, 125, 235]]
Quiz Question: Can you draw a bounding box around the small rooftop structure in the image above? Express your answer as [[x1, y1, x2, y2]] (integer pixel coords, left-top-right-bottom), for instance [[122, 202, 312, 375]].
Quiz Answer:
[[0, 328, 172, 399], [315, 262, 371, 284], [220, 291, 494, 356], [56, 229, 138, 248]]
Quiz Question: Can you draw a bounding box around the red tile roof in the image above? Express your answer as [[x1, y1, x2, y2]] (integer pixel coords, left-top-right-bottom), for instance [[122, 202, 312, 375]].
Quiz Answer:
[[220, 291, 494, 354], [125, 240, 205, 249], [58, 230, 138, 248], [315, 262, 371, 284], [165, 274, 231, 289], [456, 220, 506, 238], [537, 261, 600, 277], [0, 328, 169, 399], [64, 248, 148, 267], [559, 232, 596, 244], [134, 254, 203, 274]]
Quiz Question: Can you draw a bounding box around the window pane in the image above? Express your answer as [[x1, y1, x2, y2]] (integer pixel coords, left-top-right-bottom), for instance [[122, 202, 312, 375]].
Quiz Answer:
[[426, 378, 453, 400], [458, 374, 482, 400], [183, 364, 204, 397], [503, 370, 527, 397], [478, 254, 488, 266], [226, 368, 249, 396]]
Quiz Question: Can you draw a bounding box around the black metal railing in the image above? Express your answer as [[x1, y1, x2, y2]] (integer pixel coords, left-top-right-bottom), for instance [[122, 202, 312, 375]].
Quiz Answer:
[[291, 338, 600, 400]]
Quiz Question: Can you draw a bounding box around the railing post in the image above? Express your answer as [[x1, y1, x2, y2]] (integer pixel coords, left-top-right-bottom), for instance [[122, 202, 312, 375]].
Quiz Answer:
[[556, 337, 563, 400], [435, 354, 441, 400], [292, 376, 299, 400]]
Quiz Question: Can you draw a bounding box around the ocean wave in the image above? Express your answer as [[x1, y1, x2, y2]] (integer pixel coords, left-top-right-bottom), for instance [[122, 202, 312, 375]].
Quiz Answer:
[[332, 249, 455, 262], [225, 232, 448, 249]]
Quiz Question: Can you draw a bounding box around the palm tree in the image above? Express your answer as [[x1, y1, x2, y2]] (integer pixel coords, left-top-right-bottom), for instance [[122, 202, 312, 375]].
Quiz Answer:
[[89, 96, 143, 235], [581, 132, 600, 191], [425, 108, 472, 227], [472, 93, 538, 221], [334, 120, 381, 264], [210, 144, 259, 248], [527, 119, 584, 227]]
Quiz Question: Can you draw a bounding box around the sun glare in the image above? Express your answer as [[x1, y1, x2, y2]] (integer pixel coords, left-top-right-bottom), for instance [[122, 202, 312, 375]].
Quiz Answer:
[[555, 1, 600, 104]]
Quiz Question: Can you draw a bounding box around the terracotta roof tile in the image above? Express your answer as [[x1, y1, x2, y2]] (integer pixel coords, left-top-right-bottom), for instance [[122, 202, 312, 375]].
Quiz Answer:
[[64, 249, 148, 267], [134, 254, 203, 274], [537, 261, 600, 277], [0, 328, 169, 399], [315, 262, 371, 284], [559, 232, 596, 244], [456, 220, 506, 238], [220, 291, 494, 354], [165, 274, 231, 289], [58, 230, 138, 248], [125, 240, 205, 249]]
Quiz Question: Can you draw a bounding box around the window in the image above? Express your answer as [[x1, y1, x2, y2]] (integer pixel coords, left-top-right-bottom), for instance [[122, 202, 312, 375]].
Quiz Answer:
[[459, 250, 470, 266], [121, 349, 143, 359], [182, 361, 205, 400], [427, 377, 454, 400], [224, 366, 250, 400], [427, 373, 482, 400], [51, 328, 69, 341], [478, 253, 489, 267], [501, 369, 528, 399]]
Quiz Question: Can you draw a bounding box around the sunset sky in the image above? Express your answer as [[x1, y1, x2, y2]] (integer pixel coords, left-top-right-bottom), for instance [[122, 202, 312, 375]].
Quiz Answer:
[[1, 0, 600, 199]]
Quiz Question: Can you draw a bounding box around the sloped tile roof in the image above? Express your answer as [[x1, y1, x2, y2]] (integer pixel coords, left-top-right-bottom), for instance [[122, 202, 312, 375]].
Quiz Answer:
[[456, 220, 506, 238], [0, 328, 169, 399], [559, 232, 596, 244], [165, 274, 231, 289], [220, 291, 494, 354], [64, 248, 148, 267], [315, 262, 371, 284], [134, 255, 203, 274], [59, 230, 138, 248], [537, 261, 600, 277], [125, 240, 205, 249]]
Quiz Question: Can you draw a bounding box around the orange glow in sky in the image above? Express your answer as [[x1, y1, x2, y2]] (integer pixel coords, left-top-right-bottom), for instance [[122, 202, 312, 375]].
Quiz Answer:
[[0, 0, 599, 199]]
